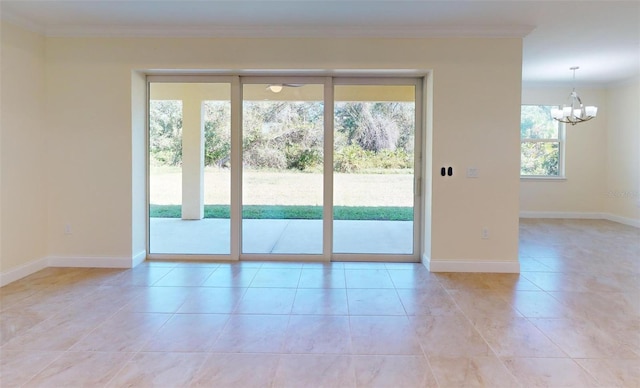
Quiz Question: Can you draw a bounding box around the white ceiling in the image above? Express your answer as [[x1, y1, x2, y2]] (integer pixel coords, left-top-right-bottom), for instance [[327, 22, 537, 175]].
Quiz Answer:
[[2, 1, 639, 86]]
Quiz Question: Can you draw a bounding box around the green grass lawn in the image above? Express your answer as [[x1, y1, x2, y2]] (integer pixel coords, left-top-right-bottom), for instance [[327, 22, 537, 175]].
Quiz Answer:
[[150, 204, 413, 221]]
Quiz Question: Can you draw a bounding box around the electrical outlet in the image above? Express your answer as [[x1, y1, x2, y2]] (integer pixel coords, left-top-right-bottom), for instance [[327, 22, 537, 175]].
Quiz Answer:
[[481, 227, 489, 239], [64, 224, 72, 235], [467, 167, 479, 178]]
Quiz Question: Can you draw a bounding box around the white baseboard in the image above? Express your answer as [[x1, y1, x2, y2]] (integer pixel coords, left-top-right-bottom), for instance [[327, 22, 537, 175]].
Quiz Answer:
[[147, 254, 240, 262], [422, 254, 519, 273], [603, 213, 640, 228], [132, 250, 147, 267], [427, 258, 520, 273], [0, 256, 49, 287], [48, 255, 136, 268], [520, 211, 639, 228], [1, 253, 147, 287]]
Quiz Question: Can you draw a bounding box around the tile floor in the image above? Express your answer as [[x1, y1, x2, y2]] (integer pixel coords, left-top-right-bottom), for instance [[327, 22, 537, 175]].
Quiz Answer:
[[1, 219, 638, 387]]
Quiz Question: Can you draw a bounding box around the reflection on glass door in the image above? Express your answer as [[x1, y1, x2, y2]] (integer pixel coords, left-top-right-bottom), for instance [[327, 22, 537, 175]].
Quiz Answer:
[[241, 83, 324, 254], [149, 82, 231, 254], [333, 84, 416, 254]]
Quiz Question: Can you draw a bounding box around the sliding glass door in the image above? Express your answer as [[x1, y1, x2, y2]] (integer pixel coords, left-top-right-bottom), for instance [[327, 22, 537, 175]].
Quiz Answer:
[[241, 82, 325, 255], [333, 83, 417, 255], [148, 81, 231, 255], [148, 76, 421, 261]]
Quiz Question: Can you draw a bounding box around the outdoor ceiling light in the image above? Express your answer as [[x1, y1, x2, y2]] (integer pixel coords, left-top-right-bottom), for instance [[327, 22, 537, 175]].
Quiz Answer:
[[551, 67, 598, 126], [267, 84, 283, 93]]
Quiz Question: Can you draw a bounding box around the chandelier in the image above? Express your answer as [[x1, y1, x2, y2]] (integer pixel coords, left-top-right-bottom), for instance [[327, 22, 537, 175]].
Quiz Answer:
[[550, 67, 598, 125]]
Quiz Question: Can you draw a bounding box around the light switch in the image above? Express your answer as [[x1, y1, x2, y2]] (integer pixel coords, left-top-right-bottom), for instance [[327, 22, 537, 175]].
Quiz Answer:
[[467, 167, 479, 178]]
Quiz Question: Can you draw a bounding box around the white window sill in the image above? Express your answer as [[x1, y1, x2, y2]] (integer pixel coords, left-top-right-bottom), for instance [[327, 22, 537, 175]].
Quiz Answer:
[[520, 176, 567, 181]]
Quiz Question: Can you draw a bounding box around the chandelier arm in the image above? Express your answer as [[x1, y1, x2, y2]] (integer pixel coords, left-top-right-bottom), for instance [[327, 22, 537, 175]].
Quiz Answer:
[[553, 115, 594, 126]]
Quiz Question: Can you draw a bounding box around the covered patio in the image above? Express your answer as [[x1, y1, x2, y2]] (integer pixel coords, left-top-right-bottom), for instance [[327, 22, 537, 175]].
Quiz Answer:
[[150, 218, 414, 256]]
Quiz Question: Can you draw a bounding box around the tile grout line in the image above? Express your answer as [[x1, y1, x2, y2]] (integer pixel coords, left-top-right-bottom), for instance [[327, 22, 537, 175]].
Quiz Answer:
[[387, 267, 443, 388], [438, 284, 524, 387]]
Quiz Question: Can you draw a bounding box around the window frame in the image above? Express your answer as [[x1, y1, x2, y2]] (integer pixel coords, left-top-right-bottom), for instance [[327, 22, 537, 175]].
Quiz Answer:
[[520, 104, 566, 179], [146, 74, 424, 262]]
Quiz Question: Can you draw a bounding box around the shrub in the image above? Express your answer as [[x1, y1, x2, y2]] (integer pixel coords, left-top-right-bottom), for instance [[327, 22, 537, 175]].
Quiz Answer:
[[286, 146, 322, 171], [334, 145, 413, 173], [377, 149, 413, 169], [244, 146, 287, 170], [334, 144, 370, 173]]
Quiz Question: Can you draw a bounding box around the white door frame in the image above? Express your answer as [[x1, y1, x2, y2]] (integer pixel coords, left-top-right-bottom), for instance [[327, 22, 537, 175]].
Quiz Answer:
[[146, 74, 423, 263]]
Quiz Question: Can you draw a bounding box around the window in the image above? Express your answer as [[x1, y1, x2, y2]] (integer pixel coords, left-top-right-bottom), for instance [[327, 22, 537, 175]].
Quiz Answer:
[[520, 105, 564, 177]]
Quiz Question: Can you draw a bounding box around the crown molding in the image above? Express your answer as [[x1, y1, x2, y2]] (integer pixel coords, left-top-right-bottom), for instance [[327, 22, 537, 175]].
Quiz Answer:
[[0, 6, 533, 38], [42, 24, 533, 39]]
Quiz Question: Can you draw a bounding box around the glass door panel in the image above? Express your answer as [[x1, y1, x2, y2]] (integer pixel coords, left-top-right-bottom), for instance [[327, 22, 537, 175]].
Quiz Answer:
[[241, 83, 324, 254], [149, 82, 231, 254], [333, 84, 416, 254]]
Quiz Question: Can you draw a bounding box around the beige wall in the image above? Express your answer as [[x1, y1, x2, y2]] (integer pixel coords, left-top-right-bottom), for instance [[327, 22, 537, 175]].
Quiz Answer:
[[2, 22, 636, 279], [521, 83, 640, 226], [45, 35, 522, 269], [429, 59, 522, 265], [520, 87, 608, 214], [605, 78, 640, 222], [0, 22, 47, 273], [1, 22, 523, 274]]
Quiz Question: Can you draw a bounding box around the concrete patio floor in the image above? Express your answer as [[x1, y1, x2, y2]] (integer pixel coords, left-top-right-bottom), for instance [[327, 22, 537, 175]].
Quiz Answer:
[[150, 218, 413, 255]]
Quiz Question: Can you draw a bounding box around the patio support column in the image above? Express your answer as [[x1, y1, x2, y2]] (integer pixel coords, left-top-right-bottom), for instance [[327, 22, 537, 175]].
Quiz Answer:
[[181, 97, 204, 220]]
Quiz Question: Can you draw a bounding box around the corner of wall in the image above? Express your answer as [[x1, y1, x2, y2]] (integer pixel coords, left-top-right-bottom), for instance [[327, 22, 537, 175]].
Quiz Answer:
[[131, 70, 148, 260], [1, 21, 48, 278], [605, 77, 640, 224], [0, 256, 48, 287]]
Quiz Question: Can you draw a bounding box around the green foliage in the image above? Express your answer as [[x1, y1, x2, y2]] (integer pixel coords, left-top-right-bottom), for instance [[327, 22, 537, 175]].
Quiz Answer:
[[334, 145, 412, 173], [286, 146, 322, 171], [521, 142, 559, 176], [521, 105, 558, 140], [242, 205, 322, 219], [334, 144, 368, 173], [335, 102, 414, 153], [244, 146, 287, 170], [520, 105, 561, 176], [149, 100, 183, 166], [150, 100, 232, 168], [204, 101, 231, 167], [378, 149, 413, 169], [243, 101, 323, 171], [149, 98, 415, 174], [149, 204, 413, 221], [334, 206, 413, 221]]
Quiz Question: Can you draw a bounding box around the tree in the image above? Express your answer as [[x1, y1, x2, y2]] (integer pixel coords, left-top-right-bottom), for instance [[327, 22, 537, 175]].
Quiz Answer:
[[334, 102, 414, 153], [204, 101, 231, 167], [242, 101, 324, 170], [149, 98, 415, 173], [149, 100, 182, 165], [520, 105, 560, 176]]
